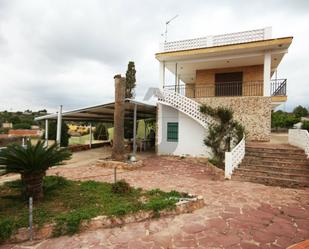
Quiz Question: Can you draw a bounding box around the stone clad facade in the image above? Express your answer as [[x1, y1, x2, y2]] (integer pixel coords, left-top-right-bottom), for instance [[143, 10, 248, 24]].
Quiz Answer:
[[195, 96, 271, 141]]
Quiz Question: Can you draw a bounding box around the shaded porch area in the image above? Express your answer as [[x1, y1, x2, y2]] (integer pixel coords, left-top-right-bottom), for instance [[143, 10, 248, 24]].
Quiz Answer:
[[34, 99, 157, 155]]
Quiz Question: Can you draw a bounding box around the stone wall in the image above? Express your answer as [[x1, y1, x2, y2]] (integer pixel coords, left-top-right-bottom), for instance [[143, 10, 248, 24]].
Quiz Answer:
[[195, 96, 271, 141]]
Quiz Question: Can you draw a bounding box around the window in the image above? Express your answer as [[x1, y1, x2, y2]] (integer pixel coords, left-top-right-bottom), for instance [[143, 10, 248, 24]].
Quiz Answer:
[[167, 122, 178, 142]]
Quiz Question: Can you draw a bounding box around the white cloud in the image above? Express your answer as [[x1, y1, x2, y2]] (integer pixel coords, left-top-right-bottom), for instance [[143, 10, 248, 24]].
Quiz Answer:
[[0, 0, 308, 112]]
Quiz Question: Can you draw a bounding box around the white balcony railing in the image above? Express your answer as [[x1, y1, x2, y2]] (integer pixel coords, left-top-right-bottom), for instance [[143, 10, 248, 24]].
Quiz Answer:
[[160, 27, 272, 53]]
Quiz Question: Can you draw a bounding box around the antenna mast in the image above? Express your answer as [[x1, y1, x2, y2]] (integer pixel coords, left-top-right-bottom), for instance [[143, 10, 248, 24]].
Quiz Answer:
[[163, 15, 178, 42]]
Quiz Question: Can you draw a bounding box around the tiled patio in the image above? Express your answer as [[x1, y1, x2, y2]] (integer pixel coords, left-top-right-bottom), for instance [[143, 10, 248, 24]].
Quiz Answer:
[[1, 148, 309, 249]]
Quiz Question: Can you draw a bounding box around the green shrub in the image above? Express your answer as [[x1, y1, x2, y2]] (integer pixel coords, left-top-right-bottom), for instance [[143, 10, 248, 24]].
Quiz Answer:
[[293, 105, 308, 118], [0, 218, 15, 242], [271, 111, 300, 128], [111, 180, 132, 194], [44, 121, 71, 147], [13, 123, 31, 129], [200, 105, 245, 168], [144, 198, 176, 213], [53, 209, 96, 236], [93, 123, 109, 140], [302, 121, 309, 131]]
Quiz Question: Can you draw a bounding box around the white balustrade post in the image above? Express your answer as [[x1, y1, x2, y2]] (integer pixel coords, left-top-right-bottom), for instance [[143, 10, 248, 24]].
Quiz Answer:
[[263, 52, 271, 96], [56, 105, 62, 145], [159, 61, 165, 90]]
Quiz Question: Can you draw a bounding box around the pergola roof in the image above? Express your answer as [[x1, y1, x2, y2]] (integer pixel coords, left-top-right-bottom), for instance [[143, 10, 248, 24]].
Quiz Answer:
[[34, 99, 156, 123]]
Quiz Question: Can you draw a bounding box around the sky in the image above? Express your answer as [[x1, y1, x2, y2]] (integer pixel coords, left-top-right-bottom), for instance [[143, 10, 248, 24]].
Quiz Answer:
[[0, 0, 308, 113]]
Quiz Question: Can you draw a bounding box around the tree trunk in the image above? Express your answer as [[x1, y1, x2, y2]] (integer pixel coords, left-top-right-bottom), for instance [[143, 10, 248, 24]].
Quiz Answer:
[[21, 171, 45, 201], [112, 74, 126, 161]]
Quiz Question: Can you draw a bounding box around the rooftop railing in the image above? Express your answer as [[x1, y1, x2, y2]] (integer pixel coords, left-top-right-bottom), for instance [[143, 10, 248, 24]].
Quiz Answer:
[[159, 27, 271, 53]]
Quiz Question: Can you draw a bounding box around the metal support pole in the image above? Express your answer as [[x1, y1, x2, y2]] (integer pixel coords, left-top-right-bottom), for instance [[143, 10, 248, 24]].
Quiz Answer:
[[133, 104, 137, 155], [29, 197, 33, 241], [89, 123, 92, 149], [144, 120, 147, 140], [114, 167, 117, 183], [45, 119, 49, 147], [56, 105, 62, 145]]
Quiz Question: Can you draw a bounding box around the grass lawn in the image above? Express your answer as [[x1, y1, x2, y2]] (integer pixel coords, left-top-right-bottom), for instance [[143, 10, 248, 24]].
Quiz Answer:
[[0, 176, 188, 242]]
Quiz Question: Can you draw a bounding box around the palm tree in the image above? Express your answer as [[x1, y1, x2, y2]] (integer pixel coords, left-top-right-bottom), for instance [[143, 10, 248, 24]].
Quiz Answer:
[[0, 140, 71, 200]]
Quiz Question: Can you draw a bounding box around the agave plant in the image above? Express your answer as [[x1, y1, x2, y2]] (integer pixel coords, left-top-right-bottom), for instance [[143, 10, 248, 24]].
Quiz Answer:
[[0, 140, 71, 200]]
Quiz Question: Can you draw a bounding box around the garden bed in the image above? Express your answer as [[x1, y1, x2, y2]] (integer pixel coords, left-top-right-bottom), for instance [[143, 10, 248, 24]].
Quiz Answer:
[[96, 157, 144, 170], [0, 176, 204, 243]]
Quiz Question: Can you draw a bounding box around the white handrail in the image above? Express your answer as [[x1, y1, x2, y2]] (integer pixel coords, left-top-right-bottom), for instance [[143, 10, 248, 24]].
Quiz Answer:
[[225, 136, 245, 179], [157, 89, 213, 128], [288, 129, 309, 158]]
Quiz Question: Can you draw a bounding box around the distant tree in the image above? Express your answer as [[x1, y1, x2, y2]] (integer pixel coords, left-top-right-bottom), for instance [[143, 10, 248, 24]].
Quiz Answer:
[[125, 61, 136, 99], [13, 123, 31, 129], [10, 116, 21, 124], [293, 105, 308, 118], [271, 111, 300, 129], [302, 121, 309, 132]]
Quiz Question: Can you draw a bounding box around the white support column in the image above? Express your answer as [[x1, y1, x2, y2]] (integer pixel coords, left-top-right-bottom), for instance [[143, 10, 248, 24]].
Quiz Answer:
[[174, 62, 178, 88], [89, 123, 92, 149], [133, 104, 137, 155], [159, 61, 165, 90], [44, 119, 49, 147], [56, 105, 62, 145], [263, 52, 271, 96]]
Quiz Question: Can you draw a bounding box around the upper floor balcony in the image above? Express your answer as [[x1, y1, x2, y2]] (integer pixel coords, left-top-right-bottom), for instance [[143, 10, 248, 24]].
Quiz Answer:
[[163, 79, 287, 99]]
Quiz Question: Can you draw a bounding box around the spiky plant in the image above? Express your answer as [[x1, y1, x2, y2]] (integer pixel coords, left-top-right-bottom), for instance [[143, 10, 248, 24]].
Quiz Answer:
[[0, 141, 71, 200]]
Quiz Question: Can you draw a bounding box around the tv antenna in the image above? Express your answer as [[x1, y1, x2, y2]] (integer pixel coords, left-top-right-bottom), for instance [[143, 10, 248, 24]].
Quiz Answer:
[[162, 15, 179, 42]]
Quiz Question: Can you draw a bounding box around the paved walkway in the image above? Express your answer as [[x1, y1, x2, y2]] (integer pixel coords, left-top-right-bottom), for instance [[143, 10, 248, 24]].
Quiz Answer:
[[1, 154, 309, 249]]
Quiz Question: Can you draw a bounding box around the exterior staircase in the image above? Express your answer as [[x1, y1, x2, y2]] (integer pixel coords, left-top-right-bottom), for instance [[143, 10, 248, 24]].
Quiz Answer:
[[145, 88, 213, 128], [232, 143, 309, 188]]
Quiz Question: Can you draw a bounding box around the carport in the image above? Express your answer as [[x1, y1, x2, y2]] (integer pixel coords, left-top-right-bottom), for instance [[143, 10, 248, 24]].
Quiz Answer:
[[34, 99, 156, 154]]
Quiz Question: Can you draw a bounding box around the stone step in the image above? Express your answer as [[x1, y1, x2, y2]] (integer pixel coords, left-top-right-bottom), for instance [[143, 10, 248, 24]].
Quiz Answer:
[[245, 151, 307, 159], [242, 158, 309, 168], [232, 174, 309, 188], [243, 155, 309, 164], [234, 168, 309, 182], [239, 164, 309, 174], [245, 146, 304, 154]]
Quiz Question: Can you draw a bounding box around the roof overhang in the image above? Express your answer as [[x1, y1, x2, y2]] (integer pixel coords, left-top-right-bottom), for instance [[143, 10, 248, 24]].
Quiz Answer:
[[35, 99, 157, 123], [155, 37, 293, 84]]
